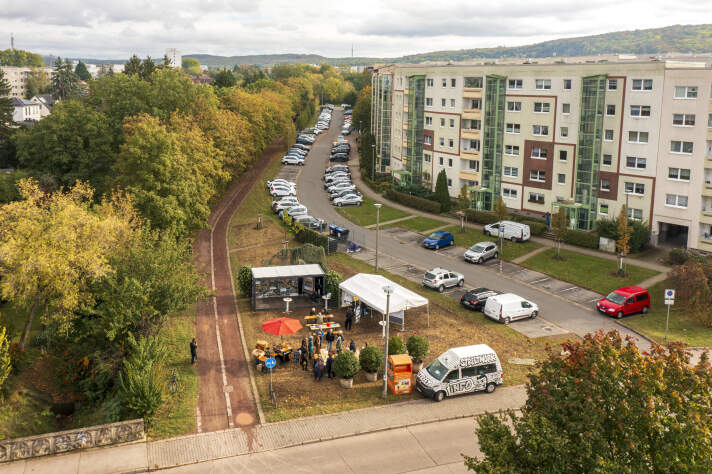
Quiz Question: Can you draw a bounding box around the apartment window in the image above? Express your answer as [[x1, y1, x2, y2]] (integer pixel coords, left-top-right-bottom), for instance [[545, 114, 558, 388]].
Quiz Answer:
[[557, 173, 566, 184], [449, 118, 455, 128], [507, 101, 522, 112], [442, 78, 447, 87], [604, 129, 614, 141], [528, 192, 545, 204], [630, 105, 651, 117], [425, 116, 433, 125], [506, 123, 521, 134], [441, 98, 446, 107], [503, 166, 519, 177], [505, 145, 520, 156], [670, 140, 694, 154], [424, 136, 432, 145], [560, 127, 568, 138], [439, 137, 445, 146], [508, 79, 523, 89], [674, 86, 698, 99], [563, 79, 572, 90], [426, 98, 433, 106], [464, 77, 483, 88], [708, 113, 712, 128], [466, 98, 481, 110], [562, 103, 571, 114], [627, 208, 643, 220], [534, 102, 550, 113], [426, 78, 434, 87], [448, 139, 454, 148], [529, 170, 546, 182], [535, 79, 552, 90], [632, 79, 653, 91], [439, 156, 444, 165], [625, 156, 647, 169], [608, 79, 617, 90], [559, 150, 568, 161], [531, 147, 548, 159], [440, 118, 445, 127], [673, 113, 695, 126], [668, 167, 691, 181], [624, 182, 645, 195], [468, 160, 479, 171], [451, 78, 456, 88], [628, 131, 649, 143], [606, 104, 616, 116], [599, 204, 609, 215], [532, 125, 549, 136], [450, 99, 456, 108], [447, 178, 452, 187], [602, 154, 612, 166], [503, 188, 518, 198], [462, 119, 481, 130], [666, 194, 688, 208], [465, 139, 480, 151], [600, 179, 611, 192], [448, 158, 453, 167], [424, 153, 431, 162]]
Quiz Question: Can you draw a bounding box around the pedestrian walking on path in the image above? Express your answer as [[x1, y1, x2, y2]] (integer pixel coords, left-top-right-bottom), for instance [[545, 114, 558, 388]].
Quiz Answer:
[[190, 338, 197, 365]]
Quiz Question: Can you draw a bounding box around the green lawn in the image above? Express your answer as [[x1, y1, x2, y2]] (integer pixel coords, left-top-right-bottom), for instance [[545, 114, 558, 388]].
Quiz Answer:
[[442, 226, 542, 262], [623, 282, 712, 347], [383, 215, 449, 233], [335, 194, 411, 227], [520, 248, 659, 295]]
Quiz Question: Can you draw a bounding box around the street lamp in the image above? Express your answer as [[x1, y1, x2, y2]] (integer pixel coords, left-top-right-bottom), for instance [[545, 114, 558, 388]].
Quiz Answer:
[[359, 120, 362, 134], [382, 285, 394, 399], [371, 143, 376, 181], [374, 203, 382, 272]]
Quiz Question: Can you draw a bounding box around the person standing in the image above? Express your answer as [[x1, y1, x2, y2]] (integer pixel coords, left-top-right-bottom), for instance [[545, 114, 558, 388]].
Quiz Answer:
[[316, 358, 325, 381], [325, 352, 335, 379], [310, 307, 316, 316], [335, 334, 343, 353], [349, 340, 357, 353], [345, 308, 353, 331], [545, 212, 551, 229], [314, 332, 322, 357], [308, 334, 314, 361], [190, 338, 197, 365], [325, 329, 335, 352]]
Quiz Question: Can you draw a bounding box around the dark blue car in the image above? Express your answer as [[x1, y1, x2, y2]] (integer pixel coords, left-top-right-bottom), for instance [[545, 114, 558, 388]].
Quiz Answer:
[[422, 231, 454, 250]]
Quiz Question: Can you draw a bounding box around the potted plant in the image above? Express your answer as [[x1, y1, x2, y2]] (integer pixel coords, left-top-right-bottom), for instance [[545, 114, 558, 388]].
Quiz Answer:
[[333, 351, 360, 388], [388, 335, 406, 355], [406, 334, 430, 372], [359, 345, 382, 382]]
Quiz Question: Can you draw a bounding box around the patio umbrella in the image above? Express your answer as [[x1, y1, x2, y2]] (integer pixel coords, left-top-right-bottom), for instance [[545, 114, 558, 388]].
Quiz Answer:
[[261, 317, 303, 337]]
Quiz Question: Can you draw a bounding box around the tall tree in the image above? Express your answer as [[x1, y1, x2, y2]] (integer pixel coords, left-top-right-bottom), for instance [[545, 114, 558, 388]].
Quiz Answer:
[[74, 61, 91, 81], [551, 209, 568, 259], [616, 205, 632, 275], [51, 57, 80, 100], [352, 85, 372, 133], [23, 68, 51, 98], [158, 54, 172, 69], [123, 55, 142, 77], [0, 49, 44, 67], [140, 56, 156, 80], [457, 185, 470, 211], [181, 57, 201, 76], [0, 69, 12, 137], [465, 330, 712, 472], [493, 195, 508, 222], [213, 68, 236, 88], [434, 169, 450, 213]]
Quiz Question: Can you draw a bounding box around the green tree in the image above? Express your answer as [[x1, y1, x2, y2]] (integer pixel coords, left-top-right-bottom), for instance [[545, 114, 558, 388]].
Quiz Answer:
[[23, 68, 51, 98], [0, 49, 44, 67], [359, 345, 382, 373], [0, 69, 12, 137], [182, 57, 201, 76], [0, 316, 11, 392], [119, 334, 167, 419], [74, 61, 91, 81], [457, 185, 470, 211], [434, 169, 450, 213], [493, 196, 508, 222], [616, 205, 632, 276], [140, 56, 156, 81], [123, 55, 142, 76], [51, 57, 80, 100], [213, 68, 236, 88], [351, 85, 371, 133], [464, 330, 712, 472], [324, 270, 343, 305], [551, 210, 568, 259]]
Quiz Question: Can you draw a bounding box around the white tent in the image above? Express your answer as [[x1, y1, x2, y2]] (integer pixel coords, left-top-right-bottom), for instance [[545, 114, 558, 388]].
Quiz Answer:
[[339, 273, 430, 328]]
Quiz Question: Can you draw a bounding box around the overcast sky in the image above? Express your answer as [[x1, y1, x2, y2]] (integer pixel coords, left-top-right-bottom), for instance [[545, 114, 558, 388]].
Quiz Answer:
[[2, 0, 712, 60]]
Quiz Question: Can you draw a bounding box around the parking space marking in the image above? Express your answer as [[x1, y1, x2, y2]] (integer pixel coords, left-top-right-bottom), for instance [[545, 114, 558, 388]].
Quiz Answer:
[[529, 277, 550, 285], [559, 286, 579, 292]]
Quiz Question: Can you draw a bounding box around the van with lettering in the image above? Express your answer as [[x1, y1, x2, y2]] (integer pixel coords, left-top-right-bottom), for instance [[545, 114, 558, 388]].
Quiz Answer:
[[415, 344, 503, 402]]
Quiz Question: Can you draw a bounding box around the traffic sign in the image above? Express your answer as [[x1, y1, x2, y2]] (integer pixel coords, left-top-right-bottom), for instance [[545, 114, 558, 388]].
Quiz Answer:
[[665, 289, 675, 299], [264, 357, 276, 369], [665, 299, 674, 306], [499, 225, 504, 235]]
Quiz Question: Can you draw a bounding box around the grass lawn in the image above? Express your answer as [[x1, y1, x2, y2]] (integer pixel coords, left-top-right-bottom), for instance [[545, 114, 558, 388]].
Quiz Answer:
[[520, 248, 659, 295], [443, 225, 542, 262], [383, 215, 449, 233], [623, 281, 712, 347], [334, 194, 410, 227]]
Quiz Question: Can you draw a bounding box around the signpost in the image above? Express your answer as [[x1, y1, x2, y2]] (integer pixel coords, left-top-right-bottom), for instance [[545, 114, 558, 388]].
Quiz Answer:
[[265, 357, 277, 406], [664, 289, 675, 342], [499, 224, 504, 273]]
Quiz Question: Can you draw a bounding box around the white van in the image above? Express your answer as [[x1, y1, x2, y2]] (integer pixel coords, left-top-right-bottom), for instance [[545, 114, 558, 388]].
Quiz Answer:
[[483, 293, 539, 324], [416, 344, 503, 402], [483, 220, 531, 242]]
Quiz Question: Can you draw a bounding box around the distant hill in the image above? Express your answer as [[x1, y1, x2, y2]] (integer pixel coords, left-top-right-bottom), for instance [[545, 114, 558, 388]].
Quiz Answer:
[[187, 53, 378, 68]]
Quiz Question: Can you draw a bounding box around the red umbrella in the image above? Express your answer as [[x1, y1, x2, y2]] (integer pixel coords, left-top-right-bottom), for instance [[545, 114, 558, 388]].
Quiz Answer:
[[261, 317, 303, 337]]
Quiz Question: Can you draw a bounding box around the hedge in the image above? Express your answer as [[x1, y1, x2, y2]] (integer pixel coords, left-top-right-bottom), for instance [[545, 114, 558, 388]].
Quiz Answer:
[[563, 229, 599, 249], [295, 227, 328, 249], [520, 219, 547, 237], [385, 189, 442, 214], [463, 209, 499, 225]]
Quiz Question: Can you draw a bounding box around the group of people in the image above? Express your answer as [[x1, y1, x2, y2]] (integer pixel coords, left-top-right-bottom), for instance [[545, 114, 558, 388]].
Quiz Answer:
[[294, 330, 358, 381]]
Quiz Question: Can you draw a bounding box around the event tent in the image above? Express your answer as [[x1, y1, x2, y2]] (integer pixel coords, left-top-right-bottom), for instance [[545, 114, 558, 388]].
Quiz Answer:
[[339, 273, 429, 328]]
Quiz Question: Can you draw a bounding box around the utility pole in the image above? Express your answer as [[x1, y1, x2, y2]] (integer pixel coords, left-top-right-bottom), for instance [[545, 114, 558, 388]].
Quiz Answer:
[[371, 143, 376, 180], [382, 285, 393, 399], [374, 203, 382, 272]]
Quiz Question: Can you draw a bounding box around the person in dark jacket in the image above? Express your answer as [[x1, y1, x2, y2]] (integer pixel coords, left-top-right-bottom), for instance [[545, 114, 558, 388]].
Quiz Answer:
[[325, 352, 335, 378], [325, 329, 335, 352], [349, 340, 357, 352], [345, 309, 354, 330], [190, 338, 197, 364]]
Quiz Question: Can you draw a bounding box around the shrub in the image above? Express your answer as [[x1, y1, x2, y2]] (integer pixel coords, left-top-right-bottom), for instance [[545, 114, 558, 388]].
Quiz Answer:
[[359, 345, 382, 373], [388, 335, 406, 355], [324, 270, 342, 304], [237, 265, 253, 296], [385, 189, 441, 214], [0, 321, 11, 391], [463, 209, 500, 225], [563, 229, 599, 249], [595, 218, 619, 240], [333, 351, 360, 379], [520, 220, 547, 237], [119, 334, 167, 420], [294, 227, 328, 249], [406, 334, 429, 362], [668, 248, 692, 266], [630, 221, 651, 253]]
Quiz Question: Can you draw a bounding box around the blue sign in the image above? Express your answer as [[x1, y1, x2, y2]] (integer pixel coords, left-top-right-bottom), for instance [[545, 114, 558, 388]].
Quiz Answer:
[[264, 357, 276, 369]]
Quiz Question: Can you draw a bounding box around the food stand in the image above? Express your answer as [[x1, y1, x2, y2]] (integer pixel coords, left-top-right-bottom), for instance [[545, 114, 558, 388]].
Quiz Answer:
[[387, 354, 413, 395], [251, 264, 326, 310]]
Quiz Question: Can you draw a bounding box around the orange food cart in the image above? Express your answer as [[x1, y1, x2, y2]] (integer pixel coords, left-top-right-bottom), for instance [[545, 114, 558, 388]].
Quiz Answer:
[[387, 354, 413, 395]]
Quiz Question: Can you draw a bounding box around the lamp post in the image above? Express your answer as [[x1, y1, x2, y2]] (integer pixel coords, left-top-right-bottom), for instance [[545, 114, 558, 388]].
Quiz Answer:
[[371, 143, 376, 180], [382, 285, 394, 399], [374, 203, 382, 272], [359, 120, 362, 134]]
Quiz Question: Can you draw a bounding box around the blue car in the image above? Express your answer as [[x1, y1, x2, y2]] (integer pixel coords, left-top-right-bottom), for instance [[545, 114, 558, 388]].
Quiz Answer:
[[422, 231, 455, 250]]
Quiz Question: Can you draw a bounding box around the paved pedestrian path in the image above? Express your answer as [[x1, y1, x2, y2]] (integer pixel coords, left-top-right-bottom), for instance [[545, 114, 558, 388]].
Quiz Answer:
[[364, 214, 416, 229], [511, 245, 550, 264]]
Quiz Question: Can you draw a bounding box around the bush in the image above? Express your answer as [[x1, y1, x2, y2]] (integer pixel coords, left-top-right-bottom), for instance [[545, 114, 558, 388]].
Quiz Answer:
[[0, 321, 11, 392], [385, 189, 441, 214], [388, 335, 406, 355], [463, 209, 500, 225], [237, 265, 253, 296], [595, 218, 619, 240], [294, 227, 328, 249], [324, 270, 342, 304], [359, 345, 382, 373], [668, 248, 692, 266], [406, 334, 429, 362], [563, 229, 599, 249], [333, 351, 360, 379], [119, 334, 167, 420], [630, 221, 651, 253], [520, 220, 547, 237]]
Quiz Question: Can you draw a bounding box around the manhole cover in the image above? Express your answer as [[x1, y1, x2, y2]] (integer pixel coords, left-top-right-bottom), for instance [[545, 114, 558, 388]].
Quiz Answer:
[[224, 385, 233, 393]]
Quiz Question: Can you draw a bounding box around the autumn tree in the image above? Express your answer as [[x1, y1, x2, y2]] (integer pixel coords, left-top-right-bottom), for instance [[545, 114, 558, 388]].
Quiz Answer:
[[0, 316, 10, 391], [182, 57, 201, 76], [616, 204, 632, 275], [352, 85, 372, 133], [493, 196, 508, 222], [457, 185, 470, 210], [0, 49, 44, 67], [465, 330, 712, 472], [669, 260, 712, 327], [551, 209, 568, 259]]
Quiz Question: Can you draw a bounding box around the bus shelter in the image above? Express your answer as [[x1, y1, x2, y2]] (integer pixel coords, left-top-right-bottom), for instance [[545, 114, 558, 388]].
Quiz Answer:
[[251, 264, 325, 311]]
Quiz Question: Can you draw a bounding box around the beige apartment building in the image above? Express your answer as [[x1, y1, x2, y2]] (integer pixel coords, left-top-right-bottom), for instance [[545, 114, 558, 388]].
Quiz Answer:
[[1, 66, 53, 98], [371, 55, 712, 251]]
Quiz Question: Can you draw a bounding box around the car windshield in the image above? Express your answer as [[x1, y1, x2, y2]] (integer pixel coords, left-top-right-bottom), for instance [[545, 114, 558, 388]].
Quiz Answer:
[[428, 233, 442, 239], [470, 244, 486, 253], [426, 360, 449, 382], [605, 291, 626, 305], [424, 272, 436, 280]]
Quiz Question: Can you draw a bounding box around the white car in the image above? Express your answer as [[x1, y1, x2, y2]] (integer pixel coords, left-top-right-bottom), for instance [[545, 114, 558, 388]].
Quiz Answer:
[[270, 187, 296, 197], [273, 198, 300, 213], [268, 179, 295, 188], [286, 205, 308, 218], [282, 156, 304, 166], [333, 194, 363, 207], [328, 183, 356, 194], [483, 294, 539, 324]]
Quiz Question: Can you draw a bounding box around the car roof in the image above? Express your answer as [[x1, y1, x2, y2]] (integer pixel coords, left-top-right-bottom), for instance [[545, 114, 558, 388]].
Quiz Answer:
[[466, 287, 498, 295], [471, 241, 492, 247], [431, 231, 451, 237], [489, 293, 526, 303], [613, 286, 648, 295], [426, 267, 452, 274]]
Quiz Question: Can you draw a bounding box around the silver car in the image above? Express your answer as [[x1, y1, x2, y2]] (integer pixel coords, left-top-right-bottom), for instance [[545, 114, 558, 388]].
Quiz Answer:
[[463, 242, 499, 264], [423, 268, 464, 293]]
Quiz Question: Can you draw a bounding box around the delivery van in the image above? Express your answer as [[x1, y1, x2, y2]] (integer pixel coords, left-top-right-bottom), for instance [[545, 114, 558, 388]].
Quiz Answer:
[[483, 293, 538, 324], [483, 220, 531, 242], [416, 344, 503, 402]]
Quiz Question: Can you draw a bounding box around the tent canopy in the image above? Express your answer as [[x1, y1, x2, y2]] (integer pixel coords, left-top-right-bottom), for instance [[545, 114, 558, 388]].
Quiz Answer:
[[339, 273, 428, 315]]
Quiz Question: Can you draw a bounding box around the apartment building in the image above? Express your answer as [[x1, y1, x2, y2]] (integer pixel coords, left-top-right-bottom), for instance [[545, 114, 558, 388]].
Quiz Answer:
[[371, 55, 712, 251], [1, 66, 53, 98]]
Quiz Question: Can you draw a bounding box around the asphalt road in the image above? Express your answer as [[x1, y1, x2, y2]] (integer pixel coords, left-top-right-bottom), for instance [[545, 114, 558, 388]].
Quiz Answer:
[[297, 108, 650, 349]]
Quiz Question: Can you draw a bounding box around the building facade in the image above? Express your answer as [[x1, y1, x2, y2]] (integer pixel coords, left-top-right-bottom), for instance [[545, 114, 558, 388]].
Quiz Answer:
[[165, 49, 182, 69], [12, 97, 42, 123], [371, 56, 712, 251], [1, 66, 53, 98]]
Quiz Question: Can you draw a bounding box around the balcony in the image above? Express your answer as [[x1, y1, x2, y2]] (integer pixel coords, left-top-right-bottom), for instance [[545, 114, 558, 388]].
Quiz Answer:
[[461, 109, 482, 120], [701, 210, 712, 226], [461, 148, 480, 157], [698, 237, 712, 251], [704, 182, 712, 197], [463, 88, 482, 99], [459, 169, 479, 181], [461, 129, 481, 140], [705, 156, 712, 168]]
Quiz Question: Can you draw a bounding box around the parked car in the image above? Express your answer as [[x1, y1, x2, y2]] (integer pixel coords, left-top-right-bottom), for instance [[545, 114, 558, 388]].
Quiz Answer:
[[273, 199, 300, 213], [596, 286, 650, 319], [329, 156, 349, 163], [285, 205, 308, 218], [483, 294, 538, 324], [460, 288, 501, 311], [282, 156, 304, 166], [270, 187, 296, 198], [330, 189, 361, 201], [292, 143, 310, 151], [463, 242, 498, 264], [325, 165, 349, 173], [267, 179, 295, 188], [423, 268, 464, 292], [483, 221, 531, 242], [269, 184, 296, 193], [327, 183, 355, 193], [333, 194, 363, 207], [422, 231, 455, 250], [294, 215, 326, 231]]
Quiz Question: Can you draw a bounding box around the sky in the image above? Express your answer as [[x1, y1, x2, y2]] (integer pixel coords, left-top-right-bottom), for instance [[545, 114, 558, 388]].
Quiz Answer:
[[2, 0, 712, 60]]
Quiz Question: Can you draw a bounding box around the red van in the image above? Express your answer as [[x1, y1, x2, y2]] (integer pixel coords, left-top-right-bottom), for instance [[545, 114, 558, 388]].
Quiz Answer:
[[596, 286, 650, 319]]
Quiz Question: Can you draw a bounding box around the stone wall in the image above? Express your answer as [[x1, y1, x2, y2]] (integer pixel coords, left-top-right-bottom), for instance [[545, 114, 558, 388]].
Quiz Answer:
[[0, 419, 144, 463]]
